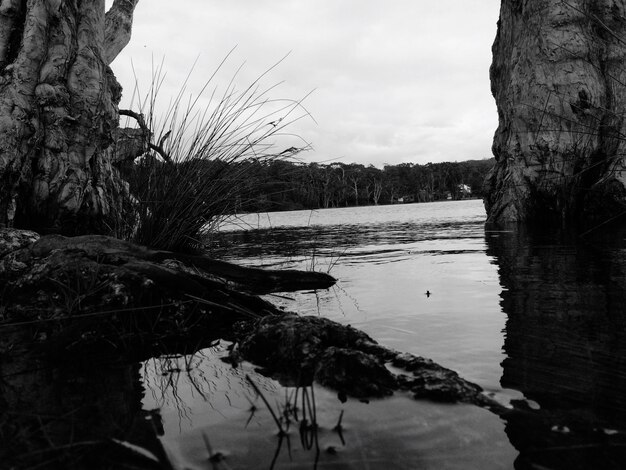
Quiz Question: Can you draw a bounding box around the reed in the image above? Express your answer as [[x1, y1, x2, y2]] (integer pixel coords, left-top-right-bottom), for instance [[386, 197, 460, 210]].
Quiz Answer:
[[114, 53, 313, 252]]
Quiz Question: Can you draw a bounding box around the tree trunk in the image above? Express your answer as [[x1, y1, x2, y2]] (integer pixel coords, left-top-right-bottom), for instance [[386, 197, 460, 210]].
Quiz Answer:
[[487, 0, 626, 226], [0, 0, 141, 234]]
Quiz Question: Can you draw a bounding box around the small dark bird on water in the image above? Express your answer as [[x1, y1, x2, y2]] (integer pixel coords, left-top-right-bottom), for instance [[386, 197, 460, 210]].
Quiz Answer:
[[425, 290, 431, 297]]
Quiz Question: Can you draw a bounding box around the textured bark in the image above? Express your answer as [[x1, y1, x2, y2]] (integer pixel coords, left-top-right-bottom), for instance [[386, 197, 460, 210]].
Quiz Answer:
[[0, 0, 141, 234], [487, 0, 626, 225], [104, 0, 139, 64]]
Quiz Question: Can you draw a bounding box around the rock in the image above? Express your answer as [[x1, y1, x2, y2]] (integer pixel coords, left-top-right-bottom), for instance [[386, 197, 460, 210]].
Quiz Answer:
[[487, 0, 626, 226], [237, 314, 375, 382], [0, 228, 39, 258], [314, 347, 396, 398], [0, 229, 495, 408], [392, 354, 484, 403], [236, 314, 495, 406], [0, 230, 332, 349]]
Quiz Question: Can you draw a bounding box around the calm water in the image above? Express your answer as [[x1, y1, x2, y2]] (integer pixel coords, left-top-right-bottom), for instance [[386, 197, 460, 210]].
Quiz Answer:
[[145, 200, 518, 469], [4, 199, 626, 469], [207, 199, 626, 469], [215, 200, 506, 391]]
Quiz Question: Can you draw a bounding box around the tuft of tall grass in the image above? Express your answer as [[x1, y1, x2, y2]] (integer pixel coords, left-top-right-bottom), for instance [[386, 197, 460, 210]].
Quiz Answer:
[[113, 53, 313, 252]]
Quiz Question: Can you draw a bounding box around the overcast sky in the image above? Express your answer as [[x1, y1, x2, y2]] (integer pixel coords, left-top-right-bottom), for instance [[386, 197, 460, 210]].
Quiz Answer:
[[108, 0, 501, 168]]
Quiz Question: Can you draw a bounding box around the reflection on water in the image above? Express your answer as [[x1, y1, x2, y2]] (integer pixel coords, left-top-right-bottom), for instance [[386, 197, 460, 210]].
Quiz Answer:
[[143, 343, 514, 470], [7, 199, 626, 468], [486, 226, 626, 469], [215, 201, 626, 468], [0, 329, 514, 469], [0, 329, 152, 469]]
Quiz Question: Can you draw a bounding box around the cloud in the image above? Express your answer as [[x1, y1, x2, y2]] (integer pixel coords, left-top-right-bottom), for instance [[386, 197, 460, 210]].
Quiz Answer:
[[110, 0, 501, 167]]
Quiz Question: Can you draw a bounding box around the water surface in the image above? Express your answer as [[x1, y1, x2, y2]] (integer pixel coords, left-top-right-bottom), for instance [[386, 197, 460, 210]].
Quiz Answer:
[[4, 199, 626, 469], [215, 201, 507, 390], [211, 199, 626, 469]]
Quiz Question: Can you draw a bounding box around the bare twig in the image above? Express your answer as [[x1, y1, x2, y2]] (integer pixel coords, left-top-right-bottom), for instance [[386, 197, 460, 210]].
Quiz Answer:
[[245, 375, 285, 436], [119, 108, 172, 162]]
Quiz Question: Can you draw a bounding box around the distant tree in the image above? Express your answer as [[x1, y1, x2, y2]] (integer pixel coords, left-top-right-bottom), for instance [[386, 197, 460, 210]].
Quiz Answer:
[[230, 157, 494, 212], [346, 163, 365, 205], [367, 165, 384, 205]]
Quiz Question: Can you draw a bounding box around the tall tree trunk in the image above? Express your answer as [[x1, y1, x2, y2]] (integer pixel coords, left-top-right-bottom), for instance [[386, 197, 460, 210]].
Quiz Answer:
[[0, 0, 141, 234], [487, 0, 626, 226]]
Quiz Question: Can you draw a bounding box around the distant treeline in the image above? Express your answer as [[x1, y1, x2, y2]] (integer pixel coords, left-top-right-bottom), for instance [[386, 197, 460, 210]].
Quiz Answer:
[[130, 157, 495, 214], [233, 158, 495, 212]]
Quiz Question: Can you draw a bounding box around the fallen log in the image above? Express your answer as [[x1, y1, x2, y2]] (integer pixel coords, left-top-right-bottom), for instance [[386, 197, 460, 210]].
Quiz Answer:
[[0, 229, 335, 350], [25, 233, 336, 294]]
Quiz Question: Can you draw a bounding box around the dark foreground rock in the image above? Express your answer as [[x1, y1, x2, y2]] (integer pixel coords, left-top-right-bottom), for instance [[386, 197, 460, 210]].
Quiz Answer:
[[1, 228, 496, 409], [0, 229, 334, 350], [235, 314, 497, 408]]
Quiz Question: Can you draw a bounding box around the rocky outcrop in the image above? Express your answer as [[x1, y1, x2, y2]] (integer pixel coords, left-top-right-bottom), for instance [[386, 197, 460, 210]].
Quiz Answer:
[[0, 229, 335, 350], [0, 228, 497, 408], [234, 314, 497, 407], [487, 0, 626, 226]]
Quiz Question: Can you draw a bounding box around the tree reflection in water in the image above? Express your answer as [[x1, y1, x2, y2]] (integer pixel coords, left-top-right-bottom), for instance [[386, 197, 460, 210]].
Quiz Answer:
[[141, 342, 346, 470], [0, 332, 335, 469], [141, 340, 514, 470], [486, 225, 626, 469], [0, 326, 164, 469]]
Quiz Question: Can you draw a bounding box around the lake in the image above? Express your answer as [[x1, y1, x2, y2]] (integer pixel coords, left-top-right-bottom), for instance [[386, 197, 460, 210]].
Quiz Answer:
[[3, 199, 626, 469], [214, 200, 506, 391], [203, 199, 626, 469]]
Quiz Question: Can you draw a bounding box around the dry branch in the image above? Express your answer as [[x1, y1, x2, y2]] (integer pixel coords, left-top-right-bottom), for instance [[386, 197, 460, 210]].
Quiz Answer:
[[119, 109, 172, 162], [105, 0, 140, 64]]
